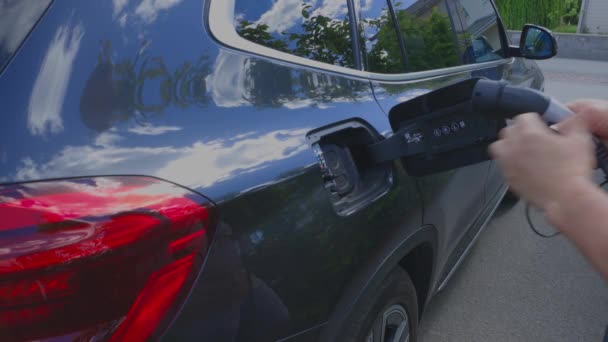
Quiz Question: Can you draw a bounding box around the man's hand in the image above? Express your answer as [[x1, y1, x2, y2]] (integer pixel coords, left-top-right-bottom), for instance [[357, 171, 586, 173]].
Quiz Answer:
[[490, 99, 608, 280], [566, 99, 608, 143], [489, 113, 595, 211]]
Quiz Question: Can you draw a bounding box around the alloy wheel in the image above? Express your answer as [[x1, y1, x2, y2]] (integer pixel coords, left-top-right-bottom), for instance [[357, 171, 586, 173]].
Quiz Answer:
[[365, 304, 410, 342]]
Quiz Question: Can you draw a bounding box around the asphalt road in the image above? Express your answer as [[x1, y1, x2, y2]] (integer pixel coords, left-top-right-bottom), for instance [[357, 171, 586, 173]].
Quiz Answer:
[[418, 58, 608, 342]]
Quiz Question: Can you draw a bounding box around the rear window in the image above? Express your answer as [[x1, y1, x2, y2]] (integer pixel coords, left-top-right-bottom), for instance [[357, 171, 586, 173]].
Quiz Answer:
[[233, 0, 356, 69], [0, 0, 52, 72]]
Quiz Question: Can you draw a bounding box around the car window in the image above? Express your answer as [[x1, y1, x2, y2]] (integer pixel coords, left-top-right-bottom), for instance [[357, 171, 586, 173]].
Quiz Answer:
[[354, 0, 407, 74], [233, 0, 356, 69], [447, 0, 505, 64], [389, 0, 462, 73], [0, 0, 52, 72]]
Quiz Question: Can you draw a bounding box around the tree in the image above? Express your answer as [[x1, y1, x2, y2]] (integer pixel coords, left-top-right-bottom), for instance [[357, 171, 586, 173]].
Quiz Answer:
[[366, 6, 460, 73], [80, 41, 212, 132], [365, 14, 406, 73], [290, 5, 355, 68], [237, 20, 290, 52]]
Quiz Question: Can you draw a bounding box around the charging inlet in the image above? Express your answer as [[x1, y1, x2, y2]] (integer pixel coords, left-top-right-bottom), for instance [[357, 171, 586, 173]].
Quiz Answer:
[[307, 119, 393, 216]]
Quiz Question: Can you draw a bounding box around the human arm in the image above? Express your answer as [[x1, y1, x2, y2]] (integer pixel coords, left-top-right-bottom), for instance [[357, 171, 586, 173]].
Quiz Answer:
[[489, 106, 608, 280]]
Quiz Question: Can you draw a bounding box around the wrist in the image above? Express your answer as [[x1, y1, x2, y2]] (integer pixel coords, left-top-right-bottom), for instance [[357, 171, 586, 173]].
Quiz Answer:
[[544, 177, 599, 231]]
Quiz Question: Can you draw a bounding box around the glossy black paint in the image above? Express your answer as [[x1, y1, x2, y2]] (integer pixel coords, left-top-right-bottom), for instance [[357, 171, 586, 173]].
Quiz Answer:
[[0, 1, 543, 341]]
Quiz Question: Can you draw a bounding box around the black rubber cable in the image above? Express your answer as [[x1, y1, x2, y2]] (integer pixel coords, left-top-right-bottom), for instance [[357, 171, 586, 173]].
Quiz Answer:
[[525, 202, 560, 238], [525, 178, 608, 238]]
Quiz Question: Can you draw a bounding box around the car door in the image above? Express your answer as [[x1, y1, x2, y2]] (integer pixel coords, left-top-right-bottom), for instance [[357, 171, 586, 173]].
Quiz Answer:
[[452, 0, 544, 202], [355, 0, 501, 276], [165, 1, 425, 340]]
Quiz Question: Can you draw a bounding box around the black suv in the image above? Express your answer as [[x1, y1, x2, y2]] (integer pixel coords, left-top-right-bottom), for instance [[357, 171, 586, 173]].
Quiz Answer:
[[0, 0, 550, 341]]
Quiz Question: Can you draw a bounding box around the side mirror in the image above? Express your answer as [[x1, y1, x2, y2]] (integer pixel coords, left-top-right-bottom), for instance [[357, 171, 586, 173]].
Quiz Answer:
[[510, 24, 558, 60]]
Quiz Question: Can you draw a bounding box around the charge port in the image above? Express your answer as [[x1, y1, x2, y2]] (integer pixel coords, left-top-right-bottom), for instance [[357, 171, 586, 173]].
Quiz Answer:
[[307, 119, 393, 216]]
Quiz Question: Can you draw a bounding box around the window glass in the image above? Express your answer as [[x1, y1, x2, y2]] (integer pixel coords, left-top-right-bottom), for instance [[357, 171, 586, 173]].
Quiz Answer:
[[448, 0, 505, 64], [234, 0, 355, 69], [0, 0, 52, 72], [355, 0, 406, 74], [390, 0, 462, 72]]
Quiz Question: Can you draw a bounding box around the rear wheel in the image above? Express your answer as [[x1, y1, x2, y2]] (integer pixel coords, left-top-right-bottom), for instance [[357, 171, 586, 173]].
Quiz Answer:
[[340, 268, 418, 342], [365, 303, 411, 342]]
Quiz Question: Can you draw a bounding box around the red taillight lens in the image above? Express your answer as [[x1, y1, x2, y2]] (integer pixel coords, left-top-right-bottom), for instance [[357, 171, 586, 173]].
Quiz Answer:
[[0, 176, 216, 341]]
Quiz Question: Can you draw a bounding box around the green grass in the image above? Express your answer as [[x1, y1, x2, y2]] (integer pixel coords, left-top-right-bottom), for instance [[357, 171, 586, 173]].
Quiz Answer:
[[495, 0, 580, 31], [553, 24, 578, 33]]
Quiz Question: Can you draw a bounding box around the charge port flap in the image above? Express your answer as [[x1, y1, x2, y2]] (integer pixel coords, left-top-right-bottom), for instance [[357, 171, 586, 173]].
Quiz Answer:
[[307, 119, 393, 216]]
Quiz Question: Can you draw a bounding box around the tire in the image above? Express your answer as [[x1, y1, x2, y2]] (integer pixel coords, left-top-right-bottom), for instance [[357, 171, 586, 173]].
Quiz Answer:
[[502, 189, 519, 203], [338, 268, 418, 342]]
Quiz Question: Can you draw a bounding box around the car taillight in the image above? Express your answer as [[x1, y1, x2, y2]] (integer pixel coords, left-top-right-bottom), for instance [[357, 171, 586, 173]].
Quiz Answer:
[[0, 176, 216, 341]]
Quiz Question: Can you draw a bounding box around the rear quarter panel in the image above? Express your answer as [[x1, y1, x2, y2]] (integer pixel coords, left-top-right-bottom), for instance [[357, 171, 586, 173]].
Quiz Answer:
[[0, 0, 425, 340]]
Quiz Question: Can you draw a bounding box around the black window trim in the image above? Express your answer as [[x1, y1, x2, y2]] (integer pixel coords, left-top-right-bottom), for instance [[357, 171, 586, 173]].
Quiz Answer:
[[347, 0, 364, 70], [385, 0, 410, 71], [207, 0, 513, 83], [488, 0, 513, 57], [443, 0, 466, 64], [0, 0, 54, 75]]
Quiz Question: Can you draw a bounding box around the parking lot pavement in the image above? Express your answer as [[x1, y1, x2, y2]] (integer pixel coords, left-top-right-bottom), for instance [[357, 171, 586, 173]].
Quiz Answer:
[[537, 58, 608, 103], [418, 58, 608, 342]]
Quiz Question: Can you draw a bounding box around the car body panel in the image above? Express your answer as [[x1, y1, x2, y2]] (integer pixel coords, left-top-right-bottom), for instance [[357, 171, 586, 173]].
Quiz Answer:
[[0, 0, 544, 341], [0, 0, 422, 340], [371, 73, 490, 274], [370, 58, 542, 283]]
